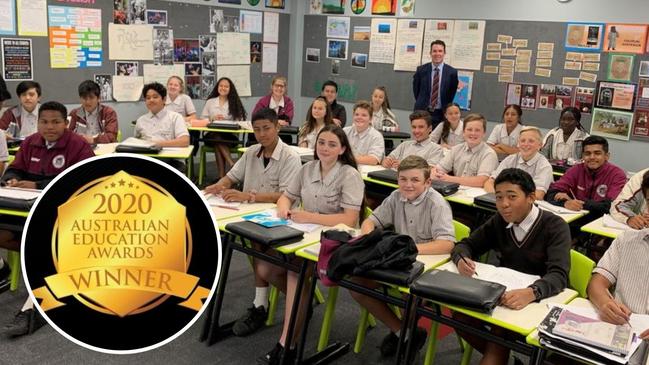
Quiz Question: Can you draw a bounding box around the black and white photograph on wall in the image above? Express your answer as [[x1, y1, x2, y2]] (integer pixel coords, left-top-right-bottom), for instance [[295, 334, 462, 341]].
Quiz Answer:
[[127, 0, 146, 24], [520, 84, 538, 109], [326, 39, 348, 60], [555, 85, 574, 110], [200, 35, 217, 54], [202, 52, 216, 75], [222, 16, 240, 32], [174, 39, 200, 62], [306, 48, 320, 63], [115, 61, 138, 76], [94, 74, 113, 102], [201, 76, 215, 99], [209, 9, 224, 33], [639, 61, 649, 78], [574, 87, 595, 113], [538, 84, 556, 109], [113, 0, 128, 24], [186, 76, 201, 99], [250, 41, 262, 63], [331, 59, 340, 75], [185, 63, 202, 76], [153, 29, 174, 65], [146, 10, 168, 26], [351, 53, 367, 69]]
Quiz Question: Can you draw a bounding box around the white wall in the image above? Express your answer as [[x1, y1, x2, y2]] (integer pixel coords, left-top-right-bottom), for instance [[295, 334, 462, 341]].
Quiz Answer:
[[290, 1, 649, 173]]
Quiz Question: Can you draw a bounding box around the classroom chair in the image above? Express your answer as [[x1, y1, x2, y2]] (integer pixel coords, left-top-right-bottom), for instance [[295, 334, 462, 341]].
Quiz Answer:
[[116, 129, 122, 142], [7, 250, 20, 291]]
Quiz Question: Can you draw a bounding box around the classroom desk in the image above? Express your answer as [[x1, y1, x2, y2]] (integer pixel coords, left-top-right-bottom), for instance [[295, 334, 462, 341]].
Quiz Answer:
[[187, 125, 254, 134], [525, 297, 592, 349], [580, 216, 626, 239], [211, 202, 276, 221], [0, 207, 30, 218], [236, 145, 314, 157], [93, 143, 195, 177]]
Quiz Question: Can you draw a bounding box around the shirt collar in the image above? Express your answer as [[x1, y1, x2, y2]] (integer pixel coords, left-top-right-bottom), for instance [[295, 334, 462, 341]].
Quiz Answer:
[[500, 123, 521, 138], [399, 188, 429, 205], [452, 120, 464, 136], [269, 96, 284, 109], [351, 126, 370, 138], [21, 105, 38, 117], [83, 105, 100, 119], [255, 138, 284, 161], [414, 137, 432, 147], [506, 205, 540, 232], [516, 152, 541, 166], [148, 108, 168, 120], [432, 63, 445, 73], [464, 141, 486, 153], [312, 160, 342, 186]]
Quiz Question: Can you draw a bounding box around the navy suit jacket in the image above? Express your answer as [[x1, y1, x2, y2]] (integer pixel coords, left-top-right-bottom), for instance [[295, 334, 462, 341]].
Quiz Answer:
[[412, 62, 459, 112]]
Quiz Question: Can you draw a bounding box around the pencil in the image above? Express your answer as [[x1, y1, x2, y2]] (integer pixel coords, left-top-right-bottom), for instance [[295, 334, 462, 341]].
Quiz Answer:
[[216, 205, 240, 211], [606, 290, 631, 326], [459, 253, 479, 276], [569, 188, 577, 200]]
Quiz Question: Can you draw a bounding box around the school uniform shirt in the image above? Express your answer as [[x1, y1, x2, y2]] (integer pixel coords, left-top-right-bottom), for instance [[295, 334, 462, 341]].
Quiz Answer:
[[165, 94, 196, 117], [593, 229, 649, 365], [343, 125, 385, 163], [487, 123, 522, 148], [0, 105, 40, 138], [452, 209, 571, 300], [436, 141, 498, 177], [0, 130, 8, 163], [610, 168, 649, 224], [387, 138, 444, 166], [429, 120, 464, 147], [2, 129, 95, 189], [541, 127, 589, 160], [490, 152, 553, 192], [226, 139, 302, 194], [298, 124, 324, 149], [284, 160, 364, 214], [69, 104, 119, 143], [369, 187, 455, 244], [371, 108, 398, 130], [135, 109, 189, 142], [201, 97, 233, 120]]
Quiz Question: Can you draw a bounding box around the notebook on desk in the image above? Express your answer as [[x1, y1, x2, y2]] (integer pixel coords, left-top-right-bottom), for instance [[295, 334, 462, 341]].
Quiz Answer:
[[280, 126, 299, 134], [115, 137, 162, 153], [474, 193, 497, 210], [206, 122, 241, 130], [381, 131, 410, 139], [0, 187, 40, 210], [225, 221, 304, 247]]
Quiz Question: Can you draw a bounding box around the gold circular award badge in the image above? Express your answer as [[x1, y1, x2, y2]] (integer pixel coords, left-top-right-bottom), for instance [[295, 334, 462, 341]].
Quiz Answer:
[[21, 154, 221, 353]]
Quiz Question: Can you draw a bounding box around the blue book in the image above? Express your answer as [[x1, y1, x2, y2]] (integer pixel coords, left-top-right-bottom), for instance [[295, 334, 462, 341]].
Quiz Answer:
[[242, 211, 289, 228]]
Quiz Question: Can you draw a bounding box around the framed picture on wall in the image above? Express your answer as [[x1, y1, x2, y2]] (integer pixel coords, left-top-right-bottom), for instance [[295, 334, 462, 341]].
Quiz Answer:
[[372, 0, 396, 15], [590, 108, 633, 141], [607, 53, 635, 82], [603, 23, 648, 53], [322, 0, 344, 14], [265, 0, 285, 9], [632, 109, 649, 138], [596, 81, 636, 111], [326, 39, 348, 60], [565, 22, 605, 52]]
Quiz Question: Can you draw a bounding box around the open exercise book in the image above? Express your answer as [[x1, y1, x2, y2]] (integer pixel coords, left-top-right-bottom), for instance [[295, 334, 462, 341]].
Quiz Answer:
[[0, 187, 41, 201], [203, 193, 241, 209], [438, 261, 540, 290], [535, 200, 589, 215], [242, 209, 322, 233]]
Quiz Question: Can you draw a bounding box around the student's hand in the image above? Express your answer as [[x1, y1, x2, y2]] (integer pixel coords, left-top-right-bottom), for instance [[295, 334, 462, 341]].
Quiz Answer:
[[627, 215, 649, 229], [381, 157, 396, 169], [11, 180, 37, 189], [278, 119, 289, 127], [457, 257, 476, 277], [4, 178, 19, 187], [640, 328, 649, 341], [564, 199, 584, 211], [277, 207, 290, 219], [212, 114, 226, 121], [441, 143, 450, 149], [332, 118, 342, 127], [554, 192, 571, 201], [82, 135, 95, 144], [288, 209, 313, 223], [221, 189, 247, 202], [431, 167, 446, 180], [500, 288, 536, 310], [599, 299, 632, 325], [204, 184, 226, 195]]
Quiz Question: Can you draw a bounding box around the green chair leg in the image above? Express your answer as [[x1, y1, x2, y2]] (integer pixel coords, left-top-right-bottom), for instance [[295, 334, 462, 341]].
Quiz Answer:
[[314, 285, 325, 305], [354, 308, 371, 353], [7, 250, 20, 291], [367, 313, 377, 328], [457, 334, 466, 352], [198, 146, 207, 186], [265, 286, 280, 326], [317, 286, 339, 352], [460, 342, 473, 365], [423, 321, 440, 365]]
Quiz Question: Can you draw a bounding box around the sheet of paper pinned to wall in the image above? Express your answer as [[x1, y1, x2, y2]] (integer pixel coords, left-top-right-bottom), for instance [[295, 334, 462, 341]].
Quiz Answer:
[[48, 6, 103, 69], [239, 10, 262, 34], [0, 0, 16, 35], [17, 0, 47, 36], [112, 76, 144, 102], [369, 18, 397, 64], [263, 11, 279, 43], [216, 65, 251, 96], [421, 19, 454, 65], [108, 23, 153, 60], [393, 19, 424, 72], [216, 32, 250, 65], [450, 20, 485, 71], [143, 64, 185, 84], [262, 43, 278, 73]]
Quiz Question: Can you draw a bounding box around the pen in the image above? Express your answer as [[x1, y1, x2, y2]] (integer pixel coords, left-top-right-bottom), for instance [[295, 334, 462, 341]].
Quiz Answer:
[[216, 205, 240, 211], [459, 253, 479, 276], [569, 188, 577, 200], [606, 290, 631, 327]]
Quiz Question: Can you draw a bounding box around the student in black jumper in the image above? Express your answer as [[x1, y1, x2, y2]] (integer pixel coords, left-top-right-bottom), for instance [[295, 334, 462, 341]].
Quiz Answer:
[[451, 168, 571, 365]]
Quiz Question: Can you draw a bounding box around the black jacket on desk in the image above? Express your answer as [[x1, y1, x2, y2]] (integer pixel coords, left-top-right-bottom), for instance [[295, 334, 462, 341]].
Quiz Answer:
[[451, 210, 571, 300], [412, 62, 459, 111]]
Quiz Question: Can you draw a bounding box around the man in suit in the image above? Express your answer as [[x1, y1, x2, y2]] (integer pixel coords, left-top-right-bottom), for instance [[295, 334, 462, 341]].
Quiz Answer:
[[413, 40, 459, 129]]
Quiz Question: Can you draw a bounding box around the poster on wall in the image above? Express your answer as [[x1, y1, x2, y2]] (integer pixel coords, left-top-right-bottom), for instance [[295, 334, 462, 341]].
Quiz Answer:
[[326, 16, 350, 39], [0, 0, 16, 35], [632, 109, 649, 137], [399, 0, 415, 17], [590, 107, 633, 141], [453, 70, 473, 110], [322, 0, 344, 14], [372, 0, 396, 15], [574, 87, 595, 114], [1, 37, 32, 80], [596, 81, 636, 111], [450, 20, 485, 70], [538, 84, 556, 109], [606, 53, 635, 82], [520, 84, 538, 110], [421, 20, 454, 65], [505, 83, 521, 106], [368, 18, 397, 64], [602, 23, 648, 54], [565, 22, 604, 52], [393, 19, 424, 71], [350, 0, 366, 14], [636, 78, 649, 109], [555, 85, 575, 110], [48, 5, 103, 68]]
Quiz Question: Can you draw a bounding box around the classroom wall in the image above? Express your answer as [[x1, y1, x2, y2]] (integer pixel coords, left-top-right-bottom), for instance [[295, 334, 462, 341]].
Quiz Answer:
[[291, 0, 649, 173]]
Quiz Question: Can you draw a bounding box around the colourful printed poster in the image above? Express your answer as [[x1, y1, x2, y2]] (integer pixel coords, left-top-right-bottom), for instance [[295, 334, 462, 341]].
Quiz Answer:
[[453, 71, 473, 110], [48, 6, 102, 68]]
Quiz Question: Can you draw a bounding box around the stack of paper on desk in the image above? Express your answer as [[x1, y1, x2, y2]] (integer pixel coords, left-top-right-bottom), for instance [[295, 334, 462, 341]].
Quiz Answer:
[[602, 214, 632, 231], [535, 200, 588, 215], [438, 261, 540, 290]]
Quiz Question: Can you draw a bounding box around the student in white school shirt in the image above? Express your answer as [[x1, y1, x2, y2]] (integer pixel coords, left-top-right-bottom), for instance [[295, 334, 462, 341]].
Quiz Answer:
[[382, 110, 444, 168], [343, 100, 385, 165], [0, 81, 41, 140], [135, 82, 189, 148], [484, 126, 553, 200], [164, 75, 196, 123], [541, 106, 589, 161], [430, 102, 464, 149], [487, 104, 523, 160]]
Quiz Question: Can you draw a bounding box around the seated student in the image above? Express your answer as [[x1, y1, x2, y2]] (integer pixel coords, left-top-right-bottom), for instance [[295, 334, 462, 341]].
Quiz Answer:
[[432, 113, 498, 187], [354, 155, 455, 357], [370, 86, 398, 131], [430, 102, 464, 149], [343, 100, 385, 165], [0, 81, 41, 139], [201, 77, 247, 178], [484, 126, 552, 200], [204, 108, 301, 337], [252, 76, 294, 126], [382, 110, 444, 168], [545, 135, 626, 216], [321, 80, 347, 127], [164, 75, 196, 123], [68, 80, 119, 144], [0, 101, 95, 337], [487, 104, 523, 160], [541, 106, 589, 161], [587, 230, 649, 365], [610, 168, 649, 229], [452, 168, 571, 365], [256, 125, 364, 364], [298, 96, 333, 149]]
